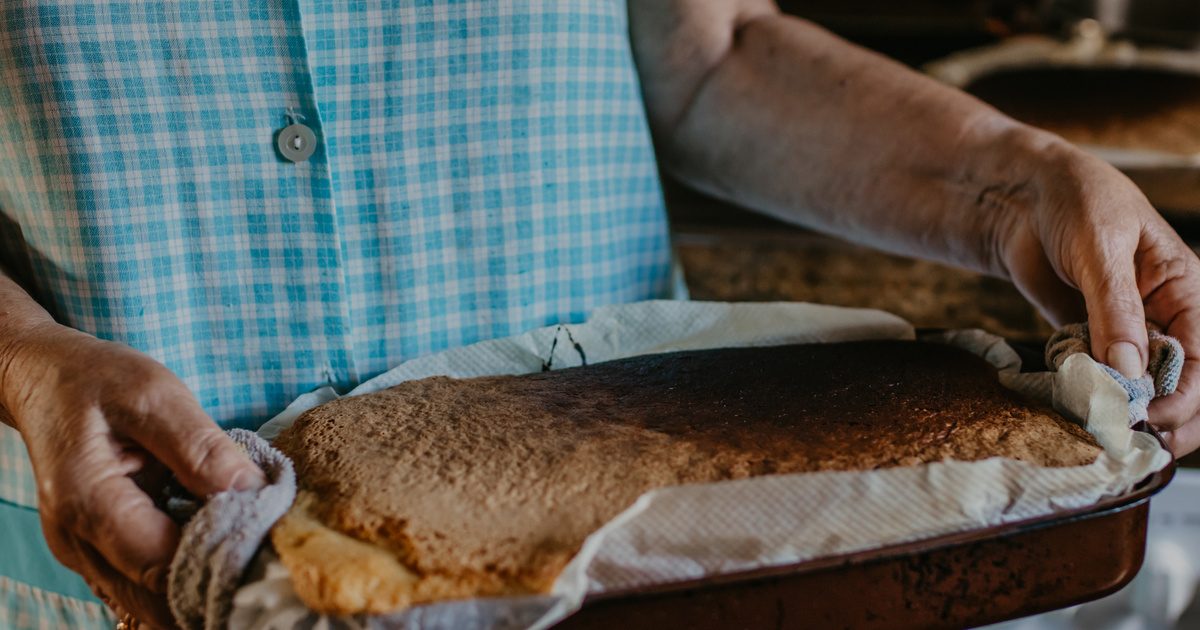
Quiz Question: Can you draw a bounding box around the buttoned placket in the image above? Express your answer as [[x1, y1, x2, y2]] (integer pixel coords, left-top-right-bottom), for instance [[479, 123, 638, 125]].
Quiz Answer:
[[278, 0, 361, 393]]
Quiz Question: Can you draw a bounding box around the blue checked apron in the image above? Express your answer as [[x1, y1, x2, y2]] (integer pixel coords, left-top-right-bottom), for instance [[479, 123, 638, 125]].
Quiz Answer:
[[0, 1, 672, 626]]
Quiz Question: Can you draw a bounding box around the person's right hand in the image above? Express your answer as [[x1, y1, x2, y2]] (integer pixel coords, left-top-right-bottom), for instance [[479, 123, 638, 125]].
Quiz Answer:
[[0, 322, 265, 629]]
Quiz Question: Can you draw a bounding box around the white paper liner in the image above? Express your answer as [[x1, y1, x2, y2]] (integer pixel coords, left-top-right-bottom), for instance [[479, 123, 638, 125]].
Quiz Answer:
[[232, 301, 1171, 630]]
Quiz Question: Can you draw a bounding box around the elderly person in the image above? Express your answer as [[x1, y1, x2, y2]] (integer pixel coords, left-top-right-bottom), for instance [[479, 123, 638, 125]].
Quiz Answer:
[[2, 1, 1198, 627]]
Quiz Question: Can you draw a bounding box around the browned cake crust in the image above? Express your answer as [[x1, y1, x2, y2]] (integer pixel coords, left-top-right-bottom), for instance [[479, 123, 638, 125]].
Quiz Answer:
[[270, 341, 1101, 615]]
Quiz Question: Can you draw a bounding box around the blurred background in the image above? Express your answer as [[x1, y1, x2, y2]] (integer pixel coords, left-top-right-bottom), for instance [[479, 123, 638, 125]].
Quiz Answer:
[[663, 4, 1200, 624], [669, 0, 1200, 345]]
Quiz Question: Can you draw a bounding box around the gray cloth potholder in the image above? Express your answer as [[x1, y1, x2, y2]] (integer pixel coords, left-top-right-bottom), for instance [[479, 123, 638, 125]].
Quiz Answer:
[[1046, 323, 1184, 424], [167, 428, 296, 630]]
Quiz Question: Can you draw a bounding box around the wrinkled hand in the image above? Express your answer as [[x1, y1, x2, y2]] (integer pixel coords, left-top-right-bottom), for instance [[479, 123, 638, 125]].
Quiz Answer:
[[997, 142, 1200, 455], [0, 324, 265, 628]]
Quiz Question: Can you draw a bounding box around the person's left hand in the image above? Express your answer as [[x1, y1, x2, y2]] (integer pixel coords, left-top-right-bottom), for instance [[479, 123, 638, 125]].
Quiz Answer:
[[994, 139, 1200, 455]]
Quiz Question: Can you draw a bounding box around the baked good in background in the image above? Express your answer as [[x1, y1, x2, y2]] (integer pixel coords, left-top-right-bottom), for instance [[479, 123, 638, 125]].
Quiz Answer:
[[966, 67, 1200, 155]]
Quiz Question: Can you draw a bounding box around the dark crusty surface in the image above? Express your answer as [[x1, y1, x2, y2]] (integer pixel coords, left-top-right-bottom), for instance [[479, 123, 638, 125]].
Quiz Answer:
[[271, 340, 1101, 614]]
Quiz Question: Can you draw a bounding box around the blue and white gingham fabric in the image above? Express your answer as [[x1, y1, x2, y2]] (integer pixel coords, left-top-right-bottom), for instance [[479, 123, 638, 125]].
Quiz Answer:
[[0, 1, 672, 626]]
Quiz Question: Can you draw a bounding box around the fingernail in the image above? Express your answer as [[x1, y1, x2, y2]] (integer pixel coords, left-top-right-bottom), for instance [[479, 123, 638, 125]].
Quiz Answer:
[[1159, 429, 1177, 454], [1107, 341, 1145, 380], [146, 566, 168, 593], [231, 468, 267, 492]]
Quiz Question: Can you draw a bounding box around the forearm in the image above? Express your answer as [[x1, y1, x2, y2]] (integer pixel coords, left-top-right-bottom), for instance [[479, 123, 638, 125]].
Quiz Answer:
[[0, 269, 58, 428], [646, 10, 1074, 277]]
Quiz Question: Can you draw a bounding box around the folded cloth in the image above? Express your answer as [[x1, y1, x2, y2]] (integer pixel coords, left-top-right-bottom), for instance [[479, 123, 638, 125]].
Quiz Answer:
[[167, 428, 297, 630], [1046, 323, 1184, 424]]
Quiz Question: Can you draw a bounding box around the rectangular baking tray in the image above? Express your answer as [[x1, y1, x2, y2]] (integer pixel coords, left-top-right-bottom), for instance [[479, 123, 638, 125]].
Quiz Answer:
[[557, 423, 1175, 629]]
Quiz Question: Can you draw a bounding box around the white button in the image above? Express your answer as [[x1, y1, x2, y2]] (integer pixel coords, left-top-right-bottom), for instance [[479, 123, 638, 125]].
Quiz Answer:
[[277, 123, 317, 162]]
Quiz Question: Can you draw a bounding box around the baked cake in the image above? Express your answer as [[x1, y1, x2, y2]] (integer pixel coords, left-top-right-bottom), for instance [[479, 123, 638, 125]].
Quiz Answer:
[[269, 341, 1101, 615]]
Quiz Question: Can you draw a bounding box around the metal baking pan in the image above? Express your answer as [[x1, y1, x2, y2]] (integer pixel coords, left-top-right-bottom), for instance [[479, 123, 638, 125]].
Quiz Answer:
[[557, 422, 1175, 630]]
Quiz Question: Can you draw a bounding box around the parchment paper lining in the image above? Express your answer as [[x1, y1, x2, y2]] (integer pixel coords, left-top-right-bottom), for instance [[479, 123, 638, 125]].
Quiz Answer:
[[233, 301, 1171, 630]]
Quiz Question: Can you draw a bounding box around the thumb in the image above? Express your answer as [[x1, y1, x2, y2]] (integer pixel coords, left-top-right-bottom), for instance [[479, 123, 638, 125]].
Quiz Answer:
[[1081, 262, 1149, 379], [135, 397, 266, 497]]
